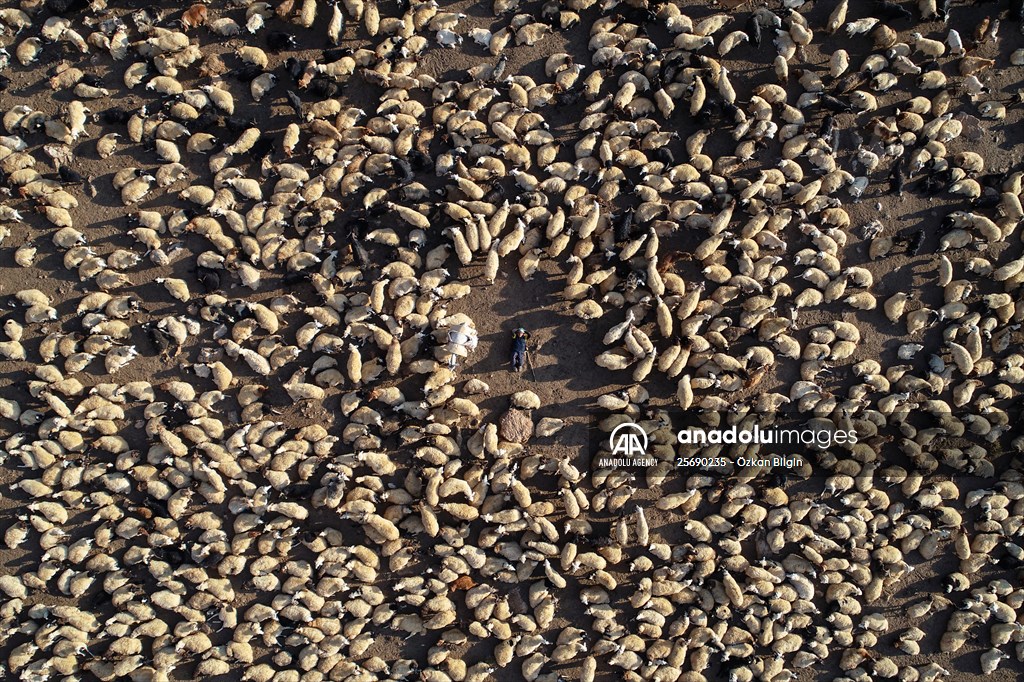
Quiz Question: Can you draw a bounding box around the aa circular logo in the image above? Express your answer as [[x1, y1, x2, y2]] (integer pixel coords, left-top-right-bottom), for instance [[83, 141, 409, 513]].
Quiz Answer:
[[608, 422, 648, 457]]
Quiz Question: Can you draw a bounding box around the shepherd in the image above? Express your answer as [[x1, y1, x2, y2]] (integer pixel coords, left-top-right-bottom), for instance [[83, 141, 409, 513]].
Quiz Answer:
[[510, 327, 530, 372]]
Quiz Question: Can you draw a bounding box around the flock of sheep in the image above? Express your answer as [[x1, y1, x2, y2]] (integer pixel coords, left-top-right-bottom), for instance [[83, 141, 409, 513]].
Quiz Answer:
[[0, 0, 1023, 680]]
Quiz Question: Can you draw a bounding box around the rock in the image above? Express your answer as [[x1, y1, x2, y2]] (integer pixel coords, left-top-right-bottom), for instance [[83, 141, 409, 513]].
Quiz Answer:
[[954, 112, 984, 141], [500, 407, 533, 443]]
